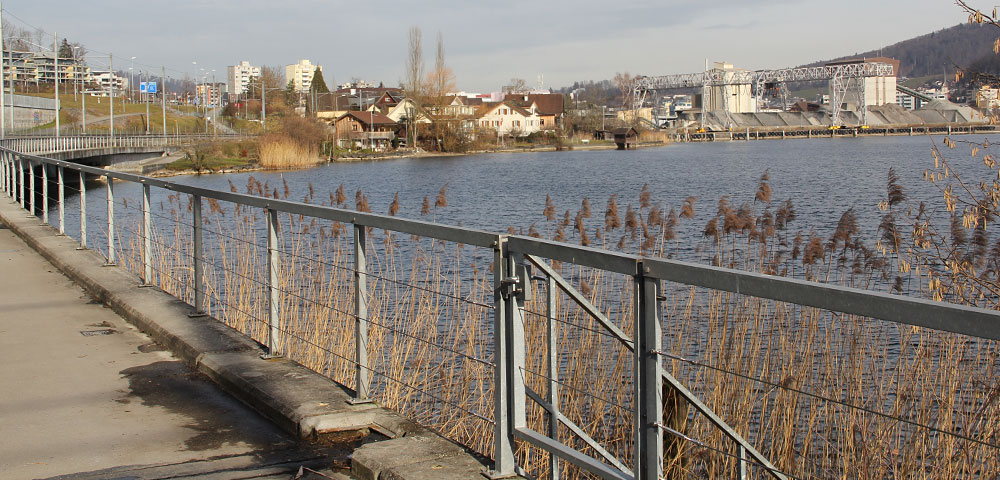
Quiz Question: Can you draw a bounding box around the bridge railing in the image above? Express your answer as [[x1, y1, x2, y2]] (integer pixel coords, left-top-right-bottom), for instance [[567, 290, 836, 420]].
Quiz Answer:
[[0, 134, 245, 156], [2, 146, 999, 480]]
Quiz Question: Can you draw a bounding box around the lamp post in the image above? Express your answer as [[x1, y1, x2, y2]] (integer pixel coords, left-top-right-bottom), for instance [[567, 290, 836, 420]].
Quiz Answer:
[[144, 70, 150, 134], [129, 56, 135, 103], [76, 46, 85, 134], [54, 32, 60, 139], [211, 69, 217, 136], [109, 53, 114, 138]]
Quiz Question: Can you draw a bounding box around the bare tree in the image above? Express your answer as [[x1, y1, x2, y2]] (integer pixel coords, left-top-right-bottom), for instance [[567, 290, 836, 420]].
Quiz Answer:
[[404, 26, 425, 146], [503, 77, 528, 94], [613, 71, 641, 126], [2, 20, 33, 51], [426, 31, 456, 110]]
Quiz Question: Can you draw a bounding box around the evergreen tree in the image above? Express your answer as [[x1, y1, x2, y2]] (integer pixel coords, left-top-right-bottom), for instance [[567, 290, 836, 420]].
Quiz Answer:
[[58, 38, 73, 59], [310, 68, 329, 93]]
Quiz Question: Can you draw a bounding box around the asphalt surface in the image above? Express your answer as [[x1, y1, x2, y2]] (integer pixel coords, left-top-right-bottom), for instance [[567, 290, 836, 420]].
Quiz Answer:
[[0, 223, 351, 480]]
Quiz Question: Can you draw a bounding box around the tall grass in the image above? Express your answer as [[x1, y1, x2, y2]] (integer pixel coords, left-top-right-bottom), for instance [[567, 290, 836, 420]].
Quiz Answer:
[[258, 135, 321, 169], [106, 157, 1000, 479]]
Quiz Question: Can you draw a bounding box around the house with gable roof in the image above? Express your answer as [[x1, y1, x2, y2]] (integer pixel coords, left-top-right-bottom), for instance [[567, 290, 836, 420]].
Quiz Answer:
[[475, 100, 543, 137], [333, 110, 398, 150], [504, 93, 564, 130]]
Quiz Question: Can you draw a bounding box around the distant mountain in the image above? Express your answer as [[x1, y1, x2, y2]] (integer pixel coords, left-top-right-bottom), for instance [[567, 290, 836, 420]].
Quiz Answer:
[[805, 23, 998, 79]]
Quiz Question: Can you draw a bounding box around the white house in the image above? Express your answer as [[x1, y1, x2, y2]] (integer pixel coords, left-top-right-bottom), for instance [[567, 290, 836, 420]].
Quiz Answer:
[[476, 100, 542, 136], [385, 98, 433, 125]]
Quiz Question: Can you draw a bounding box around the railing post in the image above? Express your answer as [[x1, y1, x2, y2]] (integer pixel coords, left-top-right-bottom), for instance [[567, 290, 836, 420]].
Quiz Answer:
[[105, 174, 115, 265], [41, 163, 48, 224], [57, 166, 64, 234], [2, 153, 8, 197], [634, 269, 663, 480], [192, 194, 205, 314], [28, 158, 35, 216], [488, 235, 517, 479], [351, 223, 372, 403], [739, 445, 748, 480], [546, 275, 560, 480], [142, 183, 152, 285], [78, 170, 87, 249], [17, 156, 25, 209], [265, 207, 280, 356]]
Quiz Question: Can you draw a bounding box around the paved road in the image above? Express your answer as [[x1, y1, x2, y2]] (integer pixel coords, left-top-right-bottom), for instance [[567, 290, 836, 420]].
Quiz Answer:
[[0, 223, 350, 480]]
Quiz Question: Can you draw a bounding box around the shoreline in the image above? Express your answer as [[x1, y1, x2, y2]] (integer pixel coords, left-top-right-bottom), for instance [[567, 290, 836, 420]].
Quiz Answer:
[[133, 140, 669, 176]]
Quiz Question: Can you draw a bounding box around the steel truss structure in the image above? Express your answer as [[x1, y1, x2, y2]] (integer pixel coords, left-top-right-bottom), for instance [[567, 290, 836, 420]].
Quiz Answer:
[[634, 62, 895, 126]]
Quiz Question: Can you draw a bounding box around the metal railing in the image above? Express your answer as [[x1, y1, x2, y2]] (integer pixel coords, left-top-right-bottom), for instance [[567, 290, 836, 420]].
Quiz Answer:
[[0, 133, 244, 156], [2, 144, 999, 480]]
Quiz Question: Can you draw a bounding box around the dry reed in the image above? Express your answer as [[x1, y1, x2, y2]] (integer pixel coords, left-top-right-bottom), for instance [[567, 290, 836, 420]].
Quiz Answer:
[[101, 153, 1000, 480]]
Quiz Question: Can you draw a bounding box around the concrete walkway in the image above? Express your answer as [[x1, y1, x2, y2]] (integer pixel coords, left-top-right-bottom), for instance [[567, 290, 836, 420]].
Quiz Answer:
[[0, 224, 349, 480]]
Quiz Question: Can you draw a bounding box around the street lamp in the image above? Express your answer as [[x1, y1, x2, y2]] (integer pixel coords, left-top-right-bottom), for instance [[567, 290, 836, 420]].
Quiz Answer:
[[74, 45, 85, 134], [129, 56, 135, 103]]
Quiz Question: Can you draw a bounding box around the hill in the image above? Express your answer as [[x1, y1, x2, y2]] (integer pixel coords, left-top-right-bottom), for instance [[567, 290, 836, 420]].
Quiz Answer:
[[805, 22, 997, 78]]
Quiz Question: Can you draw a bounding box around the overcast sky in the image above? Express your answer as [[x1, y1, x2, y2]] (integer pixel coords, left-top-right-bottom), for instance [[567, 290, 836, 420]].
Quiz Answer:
[[2, 0, 985, 91]]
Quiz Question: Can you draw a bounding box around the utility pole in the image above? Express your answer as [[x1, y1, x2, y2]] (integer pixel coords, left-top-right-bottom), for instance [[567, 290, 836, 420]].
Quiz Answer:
[[109, 54, 114, 138], [261, 78, 267, 129], [54, 33, 60, 139], [161, 66, 167, 139], [212, 70, 217, 136], [145, 70, 150, 134], [8, 50, 13, 133]]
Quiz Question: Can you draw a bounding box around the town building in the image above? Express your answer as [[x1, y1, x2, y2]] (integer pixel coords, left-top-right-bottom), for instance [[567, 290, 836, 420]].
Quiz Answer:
[[475, 100, 543, 137], [825, 57, 899, 108], [3, 51, 90, 89], [286, 59, 322, 93], [196, 82, 226, 107], [227, 61, 260, 97], [976, 87, 1000, 110], [704, 62, 755, 113], [89, 71, 127, 96], [334, 110, 398, 150], [503, 93, 564, 129]]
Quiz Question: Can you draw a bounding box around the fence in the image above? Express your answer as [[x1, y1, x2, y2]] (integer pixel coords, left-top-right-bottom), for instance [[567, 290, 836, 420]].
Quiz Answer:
[[0, 133, 242, 155], [2, 142, 999, 480]]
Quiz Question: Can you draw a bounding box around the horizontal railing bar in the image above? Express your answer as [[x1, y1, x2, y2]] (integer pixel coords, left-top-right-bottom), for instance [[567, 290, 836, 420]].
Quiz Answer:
[[642, 257, 1000, 341], [10, 145, 1000, 340], [508, 235, 639, 275], [1, 148, 499, 248], [514, 427, 633, 480]]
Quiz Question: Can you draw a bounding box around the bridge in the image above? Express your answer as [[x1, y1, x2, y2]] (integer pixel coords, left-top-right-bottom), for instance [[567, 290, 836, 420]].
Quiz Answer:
[[635, 61, 896, 126], [2, 136, 999, 479], [0, 134, 239, 166]]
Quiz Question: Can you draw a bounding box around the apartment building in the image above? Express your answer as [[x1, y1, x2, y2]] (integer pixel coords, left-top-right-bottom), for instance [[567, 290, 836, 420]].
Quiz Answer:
[[285, 59, 321, 93], [228, 60, 260, 96]]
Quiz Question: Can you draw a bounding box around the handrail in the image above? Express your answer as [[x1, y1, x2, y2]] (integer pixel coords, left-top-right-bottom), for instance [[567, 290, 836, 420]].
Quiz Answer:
[[2, 145, 998, 480]]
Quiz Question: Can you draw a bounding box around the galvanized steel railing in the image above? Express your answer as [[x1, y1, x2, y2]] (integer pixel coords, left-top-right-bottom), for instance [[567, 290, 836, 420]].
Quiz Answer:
[[2, 143, 1000, 480], [0, 133, 243, 156]]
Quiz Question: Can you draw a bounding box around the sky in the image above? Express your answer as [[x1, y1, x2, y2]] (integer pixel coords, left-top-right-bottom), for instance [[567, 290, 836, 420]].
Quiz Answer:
[[0, 0, 984, 92]]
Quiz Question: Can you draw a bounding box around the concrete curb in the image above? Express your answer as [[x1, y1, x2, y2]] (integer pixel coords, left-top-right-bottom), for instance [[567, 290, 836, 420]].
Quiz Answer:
[[0, 197, 507, 480]]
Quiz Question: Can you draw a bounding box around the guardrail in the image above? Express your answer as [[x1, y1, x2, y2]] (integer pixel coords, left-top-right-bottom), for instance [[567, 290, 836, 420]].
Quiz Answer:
[[2, 145, 998, 480], [0, 134, 245, 155]]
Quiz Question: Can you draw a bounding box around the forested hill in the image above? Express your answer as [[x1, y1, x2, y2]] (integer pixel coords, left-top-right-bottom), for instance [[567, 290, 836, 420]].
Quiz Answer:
[[806, 23, 997, 78]]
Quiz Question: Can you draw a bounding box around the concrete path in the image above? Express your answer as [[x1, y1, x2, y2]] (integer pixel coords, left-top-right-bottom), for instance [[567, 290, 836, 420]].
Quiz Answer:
[[0, 224, 350, 480]]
